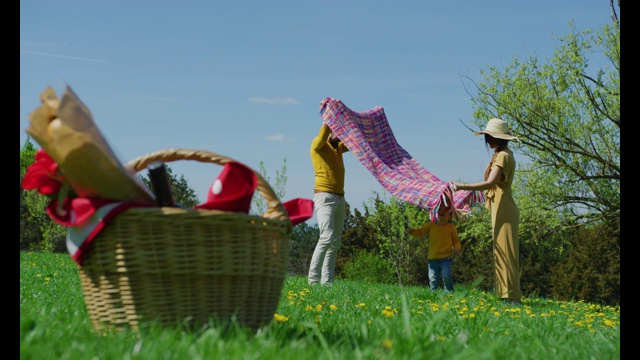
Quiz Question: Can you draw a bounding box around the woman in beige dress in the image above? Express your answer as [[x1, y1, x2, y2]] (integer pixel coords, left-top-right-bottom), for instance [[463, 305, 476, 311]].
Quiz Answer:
[[451, 118, 521, 304]]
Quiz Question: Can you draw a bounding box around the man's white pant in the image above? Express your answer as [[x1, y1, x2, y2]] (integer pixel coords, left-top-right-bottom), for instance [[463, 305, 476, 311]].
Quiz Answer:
[[308, 192, 346, 285]]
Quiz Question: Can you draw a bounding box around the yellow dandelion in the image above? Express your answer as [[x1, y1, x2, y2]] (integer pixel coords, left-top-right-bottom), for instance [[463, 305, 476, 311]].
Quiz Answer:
[[382, 339, 393, 350], [273, 313, 290, 322], [604, 319, 616, 328], [382, 308, 395, 318], [329, 304, 338, 311]]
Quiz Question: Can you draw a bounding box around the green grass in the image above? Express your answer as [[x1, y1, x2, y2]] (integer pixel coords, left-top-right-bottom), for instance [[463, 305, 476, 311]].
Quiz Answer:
[[20, 251, 620, 359]]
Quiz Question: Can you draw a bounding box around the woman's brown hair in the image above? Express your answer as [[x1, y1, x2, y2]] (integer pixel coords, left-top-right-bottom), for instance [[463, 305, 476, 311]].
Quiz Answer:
[[483, 134, 510, 180]]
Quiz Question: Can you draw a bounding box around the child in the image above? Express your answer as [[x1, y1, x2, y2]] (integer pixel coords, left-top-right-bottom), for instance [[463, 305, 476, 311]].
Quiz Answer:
[[406, 205, 461, 292]]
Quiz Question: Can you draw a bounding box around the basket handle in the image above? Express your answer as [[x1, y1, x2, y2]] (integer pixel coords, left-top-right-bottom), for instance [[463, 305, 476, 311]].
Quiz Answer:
[[125, 148, 290, 222]]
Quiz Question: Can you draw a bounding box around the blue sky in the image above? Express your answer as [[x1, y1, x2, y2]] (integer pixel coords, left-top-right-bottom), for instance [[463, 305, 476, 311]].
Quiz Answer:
[[20, 0, 618, 215]]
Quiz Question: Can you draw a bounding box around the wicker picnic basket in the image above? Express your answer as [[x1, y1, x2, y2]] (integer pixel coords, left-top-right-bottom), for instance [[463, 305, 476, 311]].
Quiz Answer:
[[77, 148, 292, 332]]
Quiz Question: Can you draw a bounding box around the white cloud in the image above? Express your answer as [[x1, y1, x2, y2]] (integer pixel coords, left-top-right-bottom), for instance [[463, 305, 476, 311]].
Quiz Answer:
[[249, 96, 301, 105], [265, 134, 287, 141]]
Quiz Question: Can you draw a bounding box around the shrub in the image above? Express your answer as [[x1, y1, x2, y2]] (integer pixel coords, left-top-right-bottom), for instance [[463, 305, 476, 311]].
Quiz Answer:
[[342, 249, 396, 284], [288, 223, 319, 276], [550, 219, 620, 306]]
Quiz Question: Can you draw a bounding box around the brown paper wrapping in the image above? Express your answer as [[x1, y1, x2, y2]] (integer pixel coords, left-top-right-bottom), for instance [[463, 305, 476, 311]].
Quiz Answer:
[[26, 86, 155, 204]]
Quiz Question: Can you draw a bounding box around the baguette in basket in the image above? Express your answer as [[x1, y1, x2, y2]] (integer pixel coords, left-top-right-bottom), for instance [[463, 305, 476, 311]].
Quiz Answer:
[[26, 86, 155, 204]]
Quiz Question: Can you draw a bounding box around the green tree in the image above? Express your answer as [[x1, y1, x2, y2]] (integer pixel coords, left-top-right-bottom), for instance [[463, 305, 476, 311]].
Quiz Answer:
[[20, 138, 66, 252], [139, 165, 199, 208], [288, 222, 319, 276], [550, 218, 620, 306], [250, 159, 287, 216], [364, 192, 429, 286], [463, 10, 620, 229], [20, 137, 38, 179], [335, 203, 381, 279]]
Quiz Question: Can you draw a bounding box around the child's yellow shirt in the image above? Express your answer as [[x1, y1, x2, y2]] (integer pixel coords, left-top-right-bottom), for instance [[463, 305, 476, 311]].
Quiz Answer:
[[408, 221, 461, 260]]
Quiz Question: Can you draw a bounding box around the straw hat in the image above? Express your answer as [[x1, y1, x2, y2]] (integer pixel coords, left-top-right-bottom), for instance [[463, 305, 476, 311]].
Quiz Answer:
[[475, 118, 520, 142]]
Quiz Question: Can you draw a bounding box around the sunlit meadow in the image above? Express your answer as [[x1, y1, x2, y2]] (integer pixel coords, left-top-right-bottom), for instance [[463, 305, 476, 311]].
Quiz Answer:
[[20, 252, 620, 359]]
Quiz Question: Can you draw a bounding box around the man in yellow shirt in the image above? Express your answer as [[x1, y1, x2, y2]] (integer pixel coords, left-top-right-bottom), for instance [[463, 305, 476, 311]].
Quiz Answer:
[[407, 205, 462, 292], [308, 122, 349, 286]]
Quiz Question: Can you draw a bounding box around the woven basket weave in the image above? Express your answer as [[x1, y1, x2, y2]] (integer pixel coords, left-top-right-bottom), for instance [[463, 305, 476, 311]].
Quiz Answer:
[[78, 149, 292, 332]]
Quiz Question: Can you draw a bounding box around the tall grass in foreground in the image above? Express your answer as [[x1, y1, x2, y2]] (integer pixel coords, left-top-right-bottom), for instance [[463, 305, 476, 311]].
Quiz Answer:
[[20, 251, 620, 360]]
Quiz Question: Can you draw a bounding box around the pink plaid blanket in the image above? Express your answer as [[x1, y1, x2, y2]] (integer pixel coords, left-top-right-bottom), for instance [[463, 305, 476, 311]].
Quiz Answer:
[[319, 97, 484, 221]]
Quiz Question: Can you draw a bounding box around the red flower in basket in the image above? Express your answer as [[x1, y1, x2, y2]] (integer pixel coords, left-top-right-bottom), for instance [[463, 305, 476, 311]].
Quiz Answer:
[[22, 149, 67, 197], [22, 149, 78, 219]]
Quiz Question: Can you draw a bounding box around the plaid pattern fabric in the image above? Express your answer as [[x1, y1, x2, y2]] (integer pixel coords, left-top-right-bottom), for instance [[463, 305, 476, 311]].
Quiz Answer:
[[319, 97, 484, 221]]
